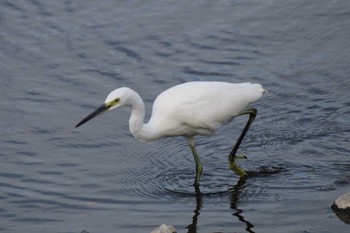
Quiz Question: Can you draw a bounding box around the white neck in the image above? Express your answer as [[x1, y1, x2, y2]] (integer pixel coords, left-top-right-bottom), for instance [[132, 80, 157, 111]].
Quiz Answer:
[[127, 90, 160, 141]]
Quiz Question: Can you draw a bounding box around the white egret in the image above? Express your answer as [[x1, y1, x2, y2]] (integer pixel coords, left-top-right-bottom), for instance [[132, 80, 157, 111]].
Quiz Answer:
[[75, 81, 265, 186]]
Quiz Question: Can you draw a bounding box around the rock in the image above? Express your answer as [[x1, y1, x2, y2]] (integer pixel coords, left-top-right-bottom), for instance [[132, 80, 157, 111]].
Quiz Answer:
[[331, 193, 350, 224], [332, 193, 350, 210], [151, 224, 176, 233]]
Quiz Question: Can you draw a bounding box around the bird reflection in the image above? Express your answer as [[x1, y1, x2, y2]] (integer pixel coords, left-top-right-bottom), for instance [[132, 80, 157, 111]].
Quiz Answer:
[[186, 186, 202, 233], [230, 177, 255, 233], [186, 177, 254, 233]]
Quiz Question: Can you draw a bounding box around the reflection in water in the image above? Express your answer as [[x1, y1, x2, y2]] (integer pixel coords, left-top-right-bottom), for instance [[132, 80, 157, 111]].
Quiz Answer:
[[186, 178, 254, 233], [186, 186, 202, 233], [230, 177, 255, 233]]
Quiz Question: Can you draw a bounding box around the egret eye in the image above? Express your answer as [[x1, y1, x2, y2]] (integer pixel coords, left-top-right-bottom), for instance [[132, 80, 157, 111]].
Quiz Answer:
[[114, 98, 120, 103]]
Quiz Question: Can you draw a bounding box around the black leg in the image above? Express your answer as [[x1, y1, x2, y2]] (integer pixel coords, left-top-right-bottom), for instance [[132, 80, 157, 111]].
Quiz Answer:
[[228, 108, 257, 177]]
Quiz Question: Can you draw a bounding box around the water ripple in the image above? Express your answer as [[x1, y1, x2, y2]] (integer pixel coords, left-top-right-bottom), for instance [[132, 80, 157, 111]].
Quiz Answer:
[[1, 0, 350, 232]]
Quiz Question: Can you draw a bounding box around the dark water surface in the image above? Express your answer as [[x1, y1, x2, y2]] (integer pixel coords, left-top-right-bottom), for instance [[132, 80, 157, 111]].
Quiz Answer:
[[1, 0, 350, 232]]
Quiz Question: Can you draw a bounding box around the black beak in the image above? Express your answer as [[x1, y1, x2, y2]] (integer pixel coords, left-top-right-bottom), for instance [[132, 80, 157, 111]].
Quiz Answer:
[[75, 103, 110, 128]]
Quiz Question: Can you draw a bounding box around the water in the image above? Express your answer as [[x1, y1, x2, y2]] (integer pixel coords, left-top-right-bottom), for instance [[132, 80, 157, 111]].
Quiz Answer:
[[1, 0, 350, 232]]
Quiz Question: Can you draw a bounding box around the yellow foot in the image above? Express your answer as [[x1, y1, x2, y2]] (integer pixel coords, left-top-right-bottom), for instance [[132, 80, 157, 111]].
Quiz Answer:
[[235, 154, 247, 160], [229, 161, 247, 177]]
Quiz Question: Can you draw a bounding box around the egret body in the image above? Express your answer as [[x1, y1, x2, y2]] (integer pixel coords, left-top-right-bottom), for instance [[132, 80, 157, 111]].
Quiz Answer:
[[76, 81, 265, 186]]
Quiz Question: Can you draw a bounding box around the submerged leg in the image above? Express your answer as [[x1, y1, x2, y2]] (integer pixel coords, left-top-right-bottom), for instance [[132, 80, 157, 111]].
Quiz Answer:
[[228, 108, 257, 177], [187, 137, 203, 187]]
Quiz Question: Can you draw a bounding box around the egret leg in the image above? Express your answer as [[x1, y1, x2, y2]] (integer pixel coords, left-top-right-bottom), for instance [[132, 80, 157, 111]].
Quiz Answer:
[[228, 108, 257, 177], [187, 137, 203, 187]]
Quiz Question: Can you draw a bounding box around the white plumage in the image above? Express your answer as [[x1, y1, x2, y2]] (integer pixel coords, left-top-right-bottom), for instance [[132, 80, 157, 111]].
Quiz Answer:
[[148, 82, 263, 138], [76, 81, 265, 186]]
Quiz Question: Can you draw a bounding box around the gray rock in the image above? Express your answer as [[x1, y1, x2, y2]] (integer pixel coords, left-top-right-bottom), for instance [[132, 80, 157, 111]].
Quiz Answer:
[[333, 193, 350, 210], [151, 224, 176, 233], [332, 193, 350, 224]]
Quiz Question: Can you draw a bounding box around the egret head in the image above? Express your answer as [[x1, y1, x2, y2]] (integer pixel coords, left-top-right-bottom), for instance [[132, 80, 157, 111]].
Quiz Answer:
[[75, 88, 131, 128]]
